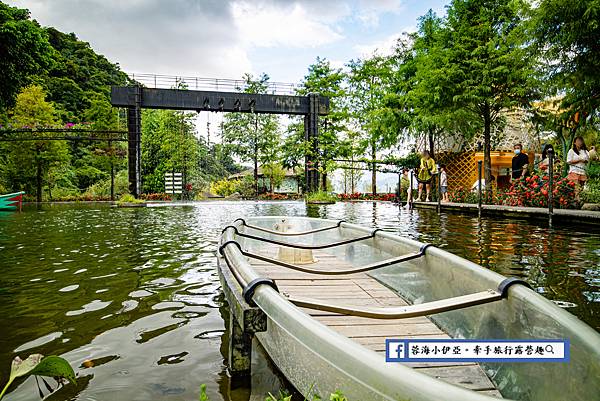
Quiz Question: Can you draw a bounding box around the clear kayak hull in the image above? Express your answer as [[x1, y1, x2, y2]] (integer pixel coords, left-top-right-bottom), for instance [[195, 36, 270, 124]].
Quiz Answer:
[[220, 216, 600, 401]]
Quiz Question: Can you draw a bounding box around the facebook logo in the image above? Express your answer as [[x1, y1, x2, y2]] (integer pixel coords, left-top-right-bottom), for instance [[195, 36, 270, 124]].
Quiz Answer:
[[386, 340, 407, 361]]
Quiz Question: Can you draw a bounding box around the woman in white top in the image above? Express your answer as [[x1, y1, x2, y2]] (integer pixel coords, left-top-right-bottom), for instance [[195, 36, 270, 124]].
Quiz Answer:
[[567, 136, 589, 187]]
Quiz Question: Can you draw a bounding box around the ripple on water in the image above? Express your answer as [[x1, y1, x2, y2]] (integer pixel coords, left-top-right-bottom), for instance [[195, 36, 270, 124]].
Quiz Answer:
[[157, 351, 188, 365], [59, 284, 79, 292], [194, 329, 225, 339], [129, 289, 153, 298], [152, 301, 185, 310], [2, 201, 599, 401], [66, 299, 112, 316], [14, 331, 62, 352], [117, 300, 139, 314]]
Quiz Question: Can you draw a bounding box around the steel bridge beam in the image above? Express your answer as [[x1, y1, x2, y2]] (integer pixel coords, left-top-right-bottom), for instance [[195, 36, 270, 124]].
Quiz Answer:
[[111, 87, 329, 115], [111, 86, 327, 197]]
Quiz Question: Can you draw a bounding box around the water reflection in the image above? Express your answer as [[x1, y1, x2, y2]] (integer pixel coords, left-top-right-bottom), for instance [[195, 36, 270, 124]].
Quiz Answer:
[[0, 201, 598, 401]]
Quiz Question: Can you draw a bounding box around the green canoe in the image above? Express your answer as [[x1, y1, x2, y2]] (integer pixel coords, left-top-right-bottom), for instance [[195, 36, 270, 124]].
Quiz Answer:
[[0, 191, 25, 211]]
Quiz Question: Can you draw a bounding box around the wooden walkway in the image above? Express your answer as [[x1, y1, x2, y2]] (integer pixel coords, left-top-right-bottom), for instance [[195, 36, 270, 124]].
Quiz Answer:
[[249, 248, 502, 398]]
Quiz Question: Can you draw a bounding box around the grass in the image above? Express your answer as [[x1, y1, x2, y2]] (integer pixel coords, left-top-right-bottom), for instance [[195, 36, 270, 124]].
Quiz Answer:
[[116, 194, 145, 205], [305, 191, 337, 204]]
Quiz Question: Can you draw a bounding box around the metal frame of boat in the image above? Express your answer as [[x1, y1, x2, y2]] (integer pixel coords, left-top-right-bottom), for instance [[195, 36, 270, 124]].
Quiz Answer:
[[218, 216, 600, 401], [0, 191, 25, 211]]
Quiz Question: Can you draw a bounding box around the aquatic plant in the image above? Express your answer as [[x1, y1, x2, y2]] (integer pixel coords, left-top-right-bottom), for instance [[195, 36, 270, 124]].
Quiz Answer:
[[199, 384, 209, 401], [305, 191, 337, 204], [117, 193, 145, 204], [0, 354, 76, 399]]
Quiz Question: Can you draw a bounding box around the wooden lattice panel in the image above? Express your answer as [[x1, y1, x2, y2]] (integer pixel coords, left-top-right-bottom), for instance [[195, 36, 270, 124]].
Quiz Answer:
[[436, 151, 477, 190]]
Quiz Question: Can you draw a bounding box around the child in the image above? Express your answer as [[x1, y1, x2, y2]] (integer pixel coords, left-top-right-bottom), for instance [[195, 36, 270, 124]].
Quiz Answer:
[[440, 164, 449, 202]]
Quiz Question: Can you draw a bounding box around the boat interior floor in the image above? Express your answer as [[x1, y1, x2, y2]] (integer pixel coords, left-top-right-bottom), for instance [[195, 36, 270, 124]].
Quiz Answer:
[[248, 247, 502, 398]]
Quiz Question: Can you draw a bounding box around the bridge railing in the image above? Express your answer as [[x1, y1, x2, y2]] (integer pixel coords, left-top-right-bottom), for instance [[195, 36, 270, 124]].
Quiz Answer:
[[127, 73, 301, 95]]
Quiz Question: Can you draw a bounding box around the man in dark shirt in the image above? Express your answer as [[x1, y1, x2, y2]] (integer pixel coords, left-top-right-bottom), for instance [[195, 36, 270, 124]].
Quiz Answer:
[[511, 143, 529, 181]]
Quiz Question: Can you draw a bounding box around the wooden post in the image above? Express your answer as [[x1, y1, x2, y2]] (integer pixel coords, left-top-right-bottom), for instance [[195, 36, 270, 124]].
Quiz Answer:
[[548, 149, 554, 227], [397, 172, 401, 207], [228, 312, 252, 376], [409, 171, 414, 210], [437, 172, 441, 214], [477, 160, 483, 218]]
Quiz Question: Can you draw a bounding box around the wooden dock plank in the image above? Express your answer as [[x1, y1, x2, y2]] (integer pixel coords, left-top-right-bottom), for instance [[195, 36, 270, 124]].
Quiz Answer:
[[248, 247, 502, 397]]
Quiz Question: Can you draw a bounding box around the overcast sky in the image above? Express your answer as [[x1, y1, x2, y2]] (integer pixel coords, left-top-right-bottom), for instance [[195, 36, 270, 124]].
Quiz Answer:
[[10, 0, 447, 189], [10, 0, 447, 83]]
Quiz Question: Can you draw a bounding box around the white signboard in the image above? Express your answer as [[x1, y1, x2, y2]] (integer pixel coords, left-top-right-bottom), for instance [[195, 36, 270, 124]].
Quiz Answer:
[[165, 172, 183, 194]]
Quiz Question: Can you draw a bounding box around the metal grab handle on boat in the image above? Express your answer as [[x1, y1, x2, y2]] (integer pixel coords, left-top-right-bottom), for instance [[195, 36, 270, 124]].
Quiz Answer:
[[222, 225, 381, 250], [236, 244, 432, 275], [287, 290, 504, 319], [219, 240, 529, 320], [233, 218, 345, 237]]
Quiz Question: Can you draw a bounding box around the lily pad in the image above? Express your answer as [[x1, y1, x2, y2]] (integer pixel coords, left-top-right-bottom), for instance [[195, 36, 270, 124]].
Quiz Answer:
[[30, 356, 76, 384], [0, 354, 76, 399]]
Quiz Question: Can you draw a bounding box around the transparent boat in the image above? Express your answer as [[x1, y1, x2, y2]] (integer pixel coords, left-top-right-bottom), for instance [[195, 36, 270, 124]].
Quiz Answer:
[[219, 216, 600, 401]]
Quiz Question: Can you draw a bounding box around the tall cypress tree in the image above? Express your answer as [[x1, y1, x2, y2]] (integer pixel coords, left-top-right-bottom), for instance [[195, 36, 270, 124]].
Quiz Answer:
[[441, 0, 534, 186]]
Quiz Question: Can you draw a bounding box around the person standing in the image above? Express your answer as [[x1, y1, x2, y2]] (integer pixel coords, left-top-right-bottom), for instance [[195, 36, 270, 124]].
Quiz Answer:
[[416, 150, 437, 202], [511, 143, 529, 181], [400, 168, 410, 197], [440, 164, 449, 202], [567, 136, 589, 190]]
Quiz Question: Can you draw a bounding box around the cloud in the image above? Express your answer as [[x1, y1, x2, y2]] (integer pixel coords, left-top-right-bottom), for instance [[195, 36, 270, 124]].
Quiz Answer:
[[9, 0, 414, 82], [355, 0, 403, 28], [231, 1, 344, 48], [353, 27, 415, 57], [9, 0, 253, 78]]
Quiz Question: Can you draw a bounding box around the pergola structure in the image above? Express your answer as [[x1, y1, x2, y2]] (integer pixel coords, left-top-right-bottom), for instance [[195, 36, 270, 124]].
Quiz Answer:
[[110, 85, 329, 197]]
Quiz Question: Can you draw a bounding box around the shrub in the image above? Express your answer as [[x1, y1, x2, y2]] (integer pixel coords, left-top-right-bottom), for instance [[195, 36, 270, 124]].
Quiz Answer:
[[586, 161, 600, 180], [306, 191, 337, 203], [447, 187, 479, 204], [234, 175, 256, 198], [139, 193, 172, 201], [337, 192, 397, 201], [496, 175, 578, 209], [210, 179, 237, 197], [83, 170, 129, 198], [117, 194, 144, 204], [581, 180, 600, 204], [258, 193, 289, 200]]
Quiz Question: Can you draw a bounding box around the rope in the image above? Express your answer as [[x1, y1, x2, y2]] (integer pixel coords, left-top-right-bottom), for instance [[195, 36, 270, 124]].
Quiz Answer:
[[222, 225, 381, 250], [238, 246, 428, 275], [234, 218, 345, 237]]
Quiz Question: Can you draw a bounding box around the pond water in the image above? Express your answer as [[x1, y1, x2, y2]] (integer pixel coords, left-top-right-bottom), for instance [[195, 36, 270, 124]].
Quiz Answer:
[[1, 201, 599, 401]]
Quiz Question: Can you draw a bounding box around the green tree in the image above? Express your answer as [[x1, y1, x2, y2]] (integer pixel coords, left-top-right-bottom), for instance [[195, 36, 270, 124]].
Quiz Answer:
[[440, 0, 534, 187], [0, 3, 54, 112], [296, 57, 349, 191], [347, 55, 396, 194], [83, 94, 126, 199], [222, 73, 281, 195], [141, 109, 202, 194], [530, 0, 600, 174], [4, 85, 69, 201], [533, 0, 600, 119], [43, 27, 130, 120]]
